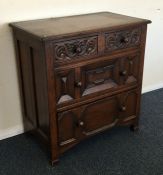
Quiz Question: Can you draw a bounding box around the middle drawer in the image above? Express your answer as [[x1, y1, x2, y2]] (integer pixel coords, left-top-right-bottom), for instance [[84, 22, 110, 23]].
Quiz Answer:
[[55, 52, 140, 106]]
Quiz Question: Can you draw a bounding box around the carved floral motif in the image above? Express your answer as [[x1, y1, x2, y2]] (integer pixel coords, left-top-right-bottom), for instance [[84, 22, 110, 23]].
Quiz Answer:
[[105, 28, 141, 51], [54, 36, 97, 61]]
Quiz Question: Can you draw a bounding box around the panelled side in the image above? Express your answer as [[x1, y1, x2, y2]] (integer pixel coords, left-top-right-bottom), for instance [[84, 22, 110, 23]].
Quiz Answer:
[[12, 29, 49, 141]]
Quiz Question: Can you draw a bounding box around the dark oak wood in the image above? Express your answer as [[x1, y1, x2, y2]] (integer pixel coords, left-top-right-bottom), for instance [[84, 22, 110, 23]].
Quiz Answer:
[[10, 12, 151, 40], [10, 12, 151, 165]]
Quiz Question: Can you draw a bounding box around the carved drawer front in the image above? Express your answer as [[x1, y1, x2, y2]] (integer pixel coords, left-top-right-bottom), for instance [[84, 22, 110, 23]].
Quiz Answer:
[[80, 58, 120, 97], [55, 69, 76, 104], [54, 36, 98, 64], [57, 109, 79, 146], [118, 89, 138, 123], [105, 28, 141, 53]]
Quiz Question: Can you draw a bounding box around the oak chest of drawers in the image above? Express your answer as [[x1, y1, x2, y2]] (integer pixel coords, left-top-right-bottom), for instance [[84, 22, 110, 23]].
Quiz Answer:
[[10, 12, 151, 165]]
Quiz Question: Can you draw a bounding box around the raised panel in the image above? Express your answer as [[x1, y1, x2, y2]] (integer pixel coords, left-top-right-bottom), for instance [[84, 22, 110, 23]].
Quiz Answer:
[[81, 58, 120, 96], [79, 96, 119, 136], [58, 111, 78, 146], [120, 54, 140, 85], [56, 69, 75, 104]]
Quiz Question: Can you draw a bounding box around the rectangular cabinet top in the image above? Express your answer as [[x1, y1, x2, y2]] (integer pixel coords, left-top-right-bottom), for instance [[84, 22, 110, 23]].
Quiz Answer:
[[10, 12, 151, 40]]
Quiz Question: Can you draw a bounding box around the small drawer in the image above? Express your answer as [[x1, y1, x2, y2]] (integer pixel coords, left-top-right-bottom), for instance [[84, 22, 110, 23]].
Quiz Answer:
[[53, 36, 98, 64], [105, 28, 141, 53]]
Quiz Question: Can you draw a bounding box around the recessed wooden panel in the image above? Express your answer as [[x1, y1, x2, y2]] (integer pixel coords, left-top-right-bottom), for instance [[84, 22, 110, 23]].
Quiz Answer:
[[32, 47, 49, 136], [58, 111, 78, 146], [119, 90, 138, 122], [80, 96, 119, 136], [19, 41, 37, 127]]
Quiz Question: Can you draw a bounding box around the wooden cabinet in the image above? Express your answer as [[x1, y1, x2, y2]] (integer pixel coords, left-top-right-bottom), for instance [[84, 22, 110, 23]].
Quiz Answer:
[[10, 12, 151, 165]]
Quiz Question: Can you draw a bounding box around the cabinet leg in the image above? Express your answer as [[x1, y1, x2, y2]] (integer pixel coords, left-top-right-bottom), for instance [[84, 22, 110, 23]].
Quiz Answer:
[[51, 158, 59, 166], [51, 149, 59, 166], [130, 123, 139, 132]]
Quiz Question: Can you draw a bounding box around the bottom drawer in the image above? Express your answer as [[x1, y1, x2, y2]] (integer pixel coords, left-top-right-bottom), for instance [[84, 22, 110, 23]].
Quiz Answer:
[[57, 89, 140, 147]]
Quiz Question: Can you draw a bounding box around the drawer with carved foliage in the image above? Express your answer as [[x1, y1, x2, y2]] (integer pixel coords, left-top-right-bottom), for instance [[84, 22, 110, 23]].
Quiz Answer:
[[105, 27, 141, 53], [53, 36, 98, 64]]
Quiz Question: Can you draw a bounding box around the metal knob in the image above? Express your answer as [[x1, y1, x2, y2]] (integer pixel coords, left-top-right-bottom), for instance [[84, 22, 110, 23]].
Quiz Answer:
[[75, 81, 82, 87], [76, 47, 82, 53], [79, 121, 84, 127], [121, 37, 129, 43], [88, 47, 92, 52], [120, 70, 127, 76], [124, 37, 129, 43], [60, 53, 65, 58], [120, 106, 126, 112]]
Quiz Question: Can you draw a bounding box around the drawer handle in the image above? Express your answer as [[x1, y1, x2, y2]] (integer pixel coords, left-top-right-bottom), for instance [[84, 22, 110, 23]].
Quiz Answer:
[[88, 47, 92, 52], [120, 106, 126, 112], [60, 53, 65, 58], [76, 47, 82, 53], [78, 121, 84, 127], [120, 70, 127, 76], [75, 81, 82, 87], [94, 79, 105, 85], [120, 37, 129, 43]]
